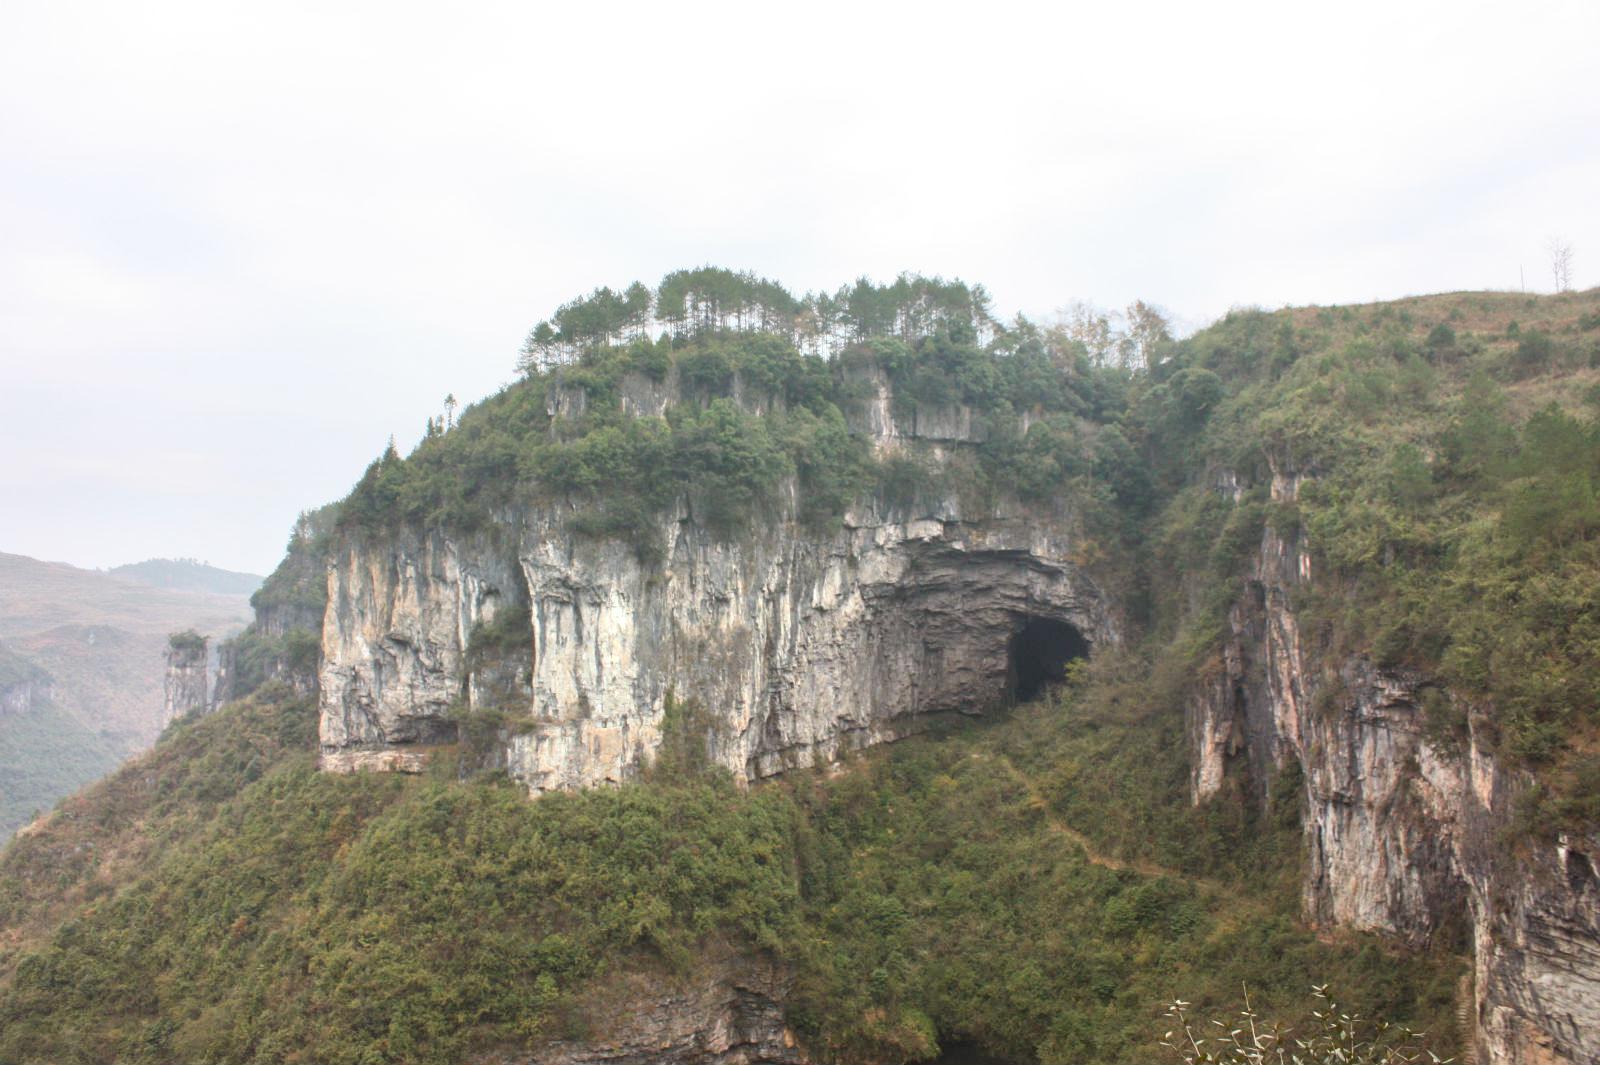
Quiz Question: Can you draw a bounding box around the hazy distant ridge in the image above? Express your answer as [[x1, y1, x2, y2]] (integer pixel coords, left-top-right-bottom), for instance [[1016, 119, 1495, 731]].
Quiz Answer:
[[108, 558, 264, 596], [0, 552, 255, 835]]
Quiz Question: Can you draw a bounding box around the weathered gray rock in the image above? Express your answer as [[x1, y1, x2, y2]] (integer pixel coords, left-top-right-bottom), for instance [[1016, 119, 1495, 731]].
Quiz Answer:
[[318, 495, 1114, 786], [319, 368, 1115, 786], [162, 637, 207, 726], [1188, 458, 1600, 1065], [1, 656, 53, 720], [480, 953, 806, 1065], [309, 364, 1600, 1064]]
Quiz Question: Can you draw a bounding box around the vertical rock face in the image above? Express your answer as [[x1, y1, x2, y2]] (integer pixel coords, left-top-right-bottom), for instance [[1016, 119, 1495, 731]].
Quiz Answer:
[[1187, 459, 1600, 1065], [318, 496, 1115, 786], [481, 953, 807, 1065], [162, 636, 208, 726], [319, 526, 532, 772], [1, 659, 54, 720], [308, 366, 1595, 1063], [317, 372, 1116, 785]]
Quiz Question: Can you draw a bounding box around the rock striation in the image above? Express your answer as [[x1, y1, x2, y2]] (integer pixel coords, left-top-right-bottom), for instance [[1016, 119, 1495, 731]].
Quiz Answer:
[[304, 363, 1595, 1065], [1, 652, 54, 721], [161, 635, 208, 726], [319, 497, 1114, 788], [317, 370, 1116, 786], [1186, 457, 1600, 1065], [480, 953, 807, 1065]]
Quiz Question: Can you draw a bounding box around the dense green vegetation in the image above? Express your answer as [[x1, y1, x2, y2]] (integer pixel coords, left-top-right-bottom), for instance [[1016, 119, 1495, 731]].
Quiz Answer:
[[1143, 292, 1600, 827], [340, 331, 877, 553], [248, 507, 334, 626], [0, 685, 318, 969], [0, 646, 120, 837], [339, 271, 1138, 564], [5, 279, 1598, 1064], [0, 670, 1459, 1065], [166, 629, 206, 655], [337, 277, 1600, 813], [210, 506, 335, 706], [517, 267, 996, 370]]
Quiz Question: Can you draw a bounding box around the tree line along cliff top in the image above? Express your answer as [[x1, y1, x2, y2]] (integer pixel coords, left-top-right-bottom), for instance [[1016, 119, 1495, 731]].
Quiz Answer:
[[2, 273, 1598, 1065], [327, 270, 1600, 825]]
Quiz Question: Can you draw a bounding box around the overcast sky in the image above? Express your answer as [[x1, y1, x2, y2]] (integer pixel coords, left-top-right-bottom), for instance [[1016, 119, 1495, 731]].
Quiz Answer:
[[2, 0, 1597, 575]]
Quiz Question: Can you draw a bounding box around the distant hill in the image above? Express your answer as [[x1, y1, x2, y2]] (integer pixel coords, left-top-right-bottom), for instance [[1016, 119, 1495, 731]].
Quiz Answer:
[[0, 642, 120, 836], [106, 558, 263, 597], [0, 552, 255, 835]]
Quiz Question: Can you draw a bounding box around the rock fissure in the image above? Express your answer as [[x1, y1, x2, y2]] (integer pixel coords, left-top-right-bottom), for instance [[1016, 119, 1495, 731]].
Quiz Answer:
[[1187, 459, 1600, 1065], [305, 365, 1596, 1064]]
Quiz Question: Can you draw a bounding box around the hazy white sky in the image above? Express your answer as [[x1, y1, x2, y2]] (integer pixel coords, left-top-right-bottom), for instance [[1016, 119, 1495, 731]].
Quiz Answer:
[[2, 0, 1596, 575]]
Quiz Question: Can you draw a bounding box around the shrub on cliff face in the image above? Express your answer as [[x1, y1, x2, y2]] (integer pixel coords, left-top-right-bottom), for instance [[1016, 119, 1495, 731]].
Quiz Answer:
[[166, 629, 207, 654]]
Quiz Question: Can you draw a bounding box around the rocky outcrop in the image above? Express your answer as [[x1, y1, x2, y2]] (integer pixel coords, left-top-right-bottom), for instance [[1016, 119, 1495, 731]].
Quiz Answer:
[[318, 371, 1115, 787], [162, 634, 208, 725], [309, 359, 1597, 1063], [212, 509, 333, 710], [320, 495, 1114, 786], [0, 651, 53, 720], [319, 524, 531, 772], [480, 953, 806, 1065], [1187, 460, 1600, 1065]]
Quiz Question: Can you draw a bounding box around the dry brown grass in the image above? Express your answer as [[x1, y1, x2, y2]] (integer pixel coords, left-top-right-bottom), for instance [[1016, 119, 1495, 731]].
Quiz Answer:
[[1283, 287, 1600, 338]]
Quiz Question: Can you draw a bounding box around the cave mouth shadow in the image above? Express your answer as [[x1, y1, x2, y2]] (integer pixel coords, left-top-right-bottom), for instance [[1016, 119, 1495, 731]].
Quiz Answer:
[[1008, 616, 1090, 703], [916, 1039, 1028, 1065]]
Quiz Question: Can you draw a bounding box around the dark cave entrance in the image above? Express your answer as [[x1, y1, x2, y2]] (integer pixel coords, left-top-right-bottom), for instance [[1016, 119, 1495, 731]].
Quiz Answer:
[[1009, 617, 1090, 703], [918, 1040, 1022, 1065]]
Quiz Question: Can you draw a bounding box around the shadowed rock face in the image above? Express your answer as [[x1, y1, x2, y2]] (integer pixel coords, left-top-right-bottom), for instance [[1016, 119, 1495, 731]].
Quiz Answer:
[[480, 954, 806, 1065], [1009, 617, 1089, 702], [317, 499, 1116, 789], [1188, 457, 1600, 1065], [317, 366, 1118, 788], [161, 638, 207, 726], [309, 365, 1597, 1065]]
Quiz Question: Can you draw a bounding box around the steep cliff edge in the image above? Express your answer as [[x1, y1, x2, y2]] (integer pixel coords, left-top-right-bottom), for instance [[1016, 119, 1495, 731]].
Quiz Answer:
[[318, 367, 1117, 788], [161, 632, 208, 726], [11, 276, 1587, 1064], [1188, 458, 1600, 1065], [210, 507, 332, 710], [0, 651, 53, 722], [302, 281, 1599, 1065], [480, 952, 806, 1065]]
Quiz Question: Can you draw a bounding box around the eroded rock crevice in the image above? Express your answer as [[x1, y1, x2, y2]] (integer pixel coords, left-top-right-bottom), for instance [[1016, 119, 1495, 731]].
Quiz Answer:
[[318, 504, 1114, 789], [1188, 458, 1600, 1065], [1008, 616, 1089, 703]]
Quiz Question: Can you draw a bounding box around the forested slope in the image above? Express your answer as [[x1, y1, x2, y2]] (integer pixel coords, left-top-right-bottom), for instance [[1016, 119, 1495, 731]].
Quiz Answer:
[[3, 273, 1598, 1065]]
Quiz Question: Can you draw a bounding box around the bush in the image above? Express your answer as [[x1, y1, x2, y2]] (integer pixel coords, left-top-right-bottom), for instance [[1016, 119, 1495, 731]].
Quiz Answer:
[[1514, 331, 1554, 375], [167, 630, 207, 654], [1425, 323, 1456, 354]]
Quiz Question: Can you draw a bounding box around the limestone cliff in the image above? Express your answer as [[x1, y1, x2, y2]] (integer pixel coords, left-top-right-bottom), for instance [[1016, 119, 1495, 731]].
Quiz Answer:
[[0, 653, 54, 722], [318, 370, 1117, 786], [1187, 459, 1600, 1065], [161, 634, 208, 726], [306, 348, 1596, 1064], [211, 508, 333, 710], [480, 952, 806, 1065]]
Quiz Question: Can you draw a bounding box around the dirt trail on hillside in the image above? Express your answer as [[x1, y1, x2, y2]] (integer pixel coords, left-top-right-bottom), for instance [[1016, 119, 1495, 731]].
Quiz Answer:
[[976, 749, 1198, 883]]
